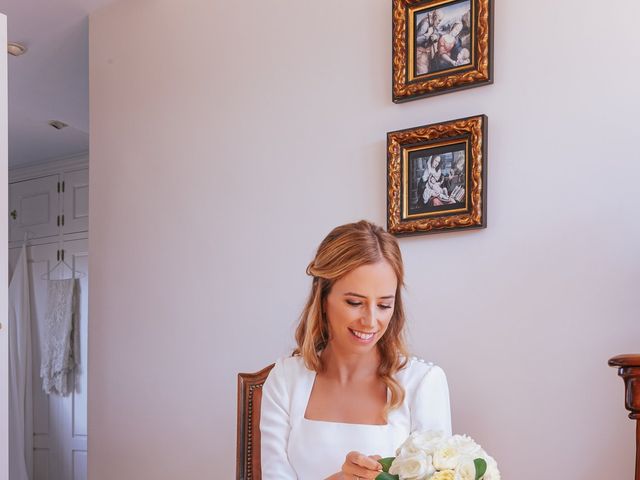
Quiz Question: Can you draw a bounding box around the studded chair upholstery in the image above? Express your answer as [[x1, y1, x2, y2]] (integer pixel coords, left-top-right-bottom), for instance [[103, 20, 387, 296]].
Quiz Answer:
[[237, 364, 275, 480]]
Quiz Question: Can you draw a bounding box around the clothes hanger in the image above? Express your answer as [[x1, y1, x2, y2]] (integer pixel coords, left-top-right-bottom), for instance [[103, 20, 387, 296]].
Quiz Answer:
[[35, 234, 87, 280], [40, 259, 86, 280]]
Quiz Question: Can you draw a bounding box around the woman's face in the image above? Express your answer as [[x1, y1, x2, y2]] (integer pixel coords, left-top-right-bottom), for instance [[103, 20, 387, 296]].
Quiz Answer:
[[323, 261, 397, 354], [433, 156, 441, 168]]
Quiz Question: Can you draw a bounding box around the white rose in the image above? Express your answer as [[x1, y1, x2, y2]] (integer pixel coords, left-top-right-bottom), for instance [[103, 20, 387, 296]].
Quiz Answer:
[[454, 456, 476, 480], [450, 435, 482, 458], [480, 455, 500, 480], [412, 430, 446, 455], [396, 437, 422, 457], [432, 442, 461, 471], [396, 436, 422, 456], [389, 452, 436, 480], [397, 430, 444, 456]]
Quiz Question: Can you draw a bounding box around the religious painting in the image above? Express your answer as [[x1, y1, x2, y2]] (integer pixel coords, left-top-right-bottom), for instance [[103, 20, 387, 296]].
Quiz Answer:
[[387, 115, 487, 236], [407, 144, 467, 217], [392, 0, 493, 102]]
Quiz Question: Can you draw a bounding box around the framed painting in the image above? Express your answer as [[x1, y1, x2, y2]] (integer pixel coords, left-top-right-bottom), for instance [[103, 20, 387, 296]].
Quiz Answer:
[[392, 0, 493, 102], [387, 115, 487, 236]]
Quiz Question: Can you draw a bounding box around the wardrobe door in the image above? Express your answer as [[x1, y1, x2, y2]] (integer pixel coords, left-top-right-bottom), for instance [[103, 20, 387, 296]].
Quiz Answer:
[[16, 240, 89, 480], [9, 175, 61, 242], [59, 238, 89, 480], [62, 169, 89, 235], [22, 242, 61, 480]]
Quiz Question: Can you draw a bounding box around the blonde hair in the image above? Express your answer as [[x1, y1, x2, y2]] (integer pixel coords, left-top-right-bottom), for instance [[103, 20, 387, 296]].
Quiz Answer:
[[293, 220, 409, 415]]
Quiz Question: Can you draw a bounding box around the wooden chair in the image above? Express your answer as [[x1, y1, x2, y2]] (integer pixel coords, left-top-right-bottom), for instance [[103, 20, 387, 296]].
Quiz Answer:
[[237, 364, 274, 480], [609, 354, 640, 480]]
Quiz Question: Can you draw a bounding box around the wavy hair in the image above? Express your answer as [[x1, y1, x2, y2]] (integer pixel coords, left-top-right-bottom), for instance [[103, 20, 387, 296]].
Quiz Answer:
[[293, 220, 409, 415]]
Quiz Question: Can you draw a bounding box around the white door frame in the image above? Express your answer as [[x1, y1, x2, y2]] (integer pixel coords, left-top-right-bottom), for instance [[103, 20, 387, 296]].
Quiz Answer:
[[1, 12, 11, 480]]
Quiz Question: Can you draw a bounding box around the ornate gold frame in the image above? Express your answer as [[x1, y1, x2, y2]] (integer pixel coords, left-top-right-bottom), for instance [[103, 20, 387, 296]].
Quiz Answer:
[[387, 115, 487, 236], [392, 0, 493, 103]]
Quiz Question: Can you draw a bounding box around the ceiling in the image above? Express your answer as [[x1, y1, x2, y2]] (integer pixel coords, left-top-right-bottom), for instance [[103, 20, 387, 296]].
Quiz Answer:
[[3, 0, 117, 167]]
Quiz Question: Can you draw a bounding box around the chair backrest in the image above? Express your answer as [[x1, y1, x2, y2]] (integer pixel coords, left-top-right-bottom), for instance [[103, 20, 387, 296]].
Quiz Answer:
[[609, 354, 640, 480], [237, 364, 274, 480]]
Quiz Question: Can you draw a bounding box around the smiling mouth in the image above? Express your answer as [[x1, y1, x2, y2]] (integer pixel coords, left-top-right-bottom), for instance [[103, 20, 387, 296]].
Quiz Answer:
[[348, 328, 378, 342]]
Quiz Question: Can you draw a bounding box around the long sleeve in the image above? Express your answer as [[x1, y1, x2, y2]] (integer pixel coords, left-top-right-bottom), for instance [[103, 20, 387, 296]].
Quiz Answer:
[[410, 365, 452, 436], [260, 358, 298, 479]]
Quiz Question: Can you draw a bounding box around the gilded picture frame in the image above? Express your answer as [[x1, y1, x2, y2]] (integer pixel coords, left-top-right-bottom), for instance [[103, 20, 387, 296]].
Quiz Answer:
[[392, 0, 493, 103], [387, 115, 487, 236]]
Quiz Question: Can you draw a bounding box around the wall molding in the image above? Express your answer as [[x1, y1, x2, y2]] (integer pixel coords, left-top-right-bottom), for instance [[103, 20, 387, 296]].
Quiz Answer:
[[9, 151, 89, 183]]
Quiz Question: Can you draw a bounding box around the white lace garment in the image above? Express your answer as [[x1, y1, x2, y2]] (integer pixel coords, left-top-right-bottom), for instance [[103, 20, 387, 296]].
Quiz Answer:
[[40, 278, 79, 396]]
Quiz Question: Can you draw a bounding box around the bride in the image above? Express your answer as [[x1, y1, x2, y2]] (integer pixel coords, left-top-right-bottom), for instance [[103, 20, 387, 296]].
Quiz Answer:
[[260, 220, 451, 479]]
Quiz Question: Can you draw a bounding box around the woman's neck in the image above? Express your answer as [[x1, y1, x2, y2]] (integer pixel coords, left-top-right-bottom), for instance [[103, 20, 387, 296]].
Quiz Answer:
[[321, 344, 380, 385]]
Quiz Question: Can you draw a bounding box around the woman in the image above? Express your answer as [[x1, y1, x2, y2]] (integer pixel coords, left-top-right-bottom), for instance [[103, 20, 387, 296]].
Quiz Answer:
[[422, 156, 453, 206], [260, 221, 451, 479], [431, 22, 464, 72]]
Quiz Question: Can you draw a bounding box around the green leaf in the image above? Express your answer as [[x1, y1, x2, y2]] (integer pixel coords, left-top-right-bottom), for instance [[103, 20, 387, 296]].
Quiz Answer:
[[474, 458, 487, 480], [376, 472, 399, 480], [378, 457, 395, 473]]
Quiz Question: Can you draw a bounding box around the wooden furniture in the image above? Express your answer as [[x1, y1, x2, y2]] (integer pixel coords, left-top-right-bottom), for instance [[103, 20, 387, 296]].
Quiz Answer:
[[237, 364, 274, 480], [609, 354, 640, 480]]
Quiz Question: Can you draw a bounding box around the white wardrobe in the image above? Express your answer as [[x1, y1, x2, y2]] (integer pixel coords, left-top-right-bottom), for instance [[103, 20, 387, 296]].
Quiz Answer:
[[9, 155, 89, 480]]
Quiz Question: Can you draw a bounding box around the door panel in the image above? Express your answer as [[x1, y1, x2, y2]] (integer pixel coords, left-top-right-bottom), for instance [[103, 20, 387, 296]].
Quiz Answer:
[[72, 451, 87, 480], [9, 175, 60, 242], [62, 169, 89, 235]]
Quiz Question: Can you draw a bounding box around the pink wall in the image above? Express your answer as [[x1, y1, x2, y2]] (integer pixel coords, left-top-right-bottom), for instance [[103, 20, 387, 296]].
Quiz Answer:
[[89, 0, 640, 478]]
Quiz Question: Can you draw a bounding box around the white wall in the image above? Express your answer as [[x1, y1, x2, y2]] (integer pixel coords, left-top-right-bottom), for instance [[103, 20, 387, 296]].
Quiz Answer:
[[88, 1, 640, 478], [0, 12, 9, 480]]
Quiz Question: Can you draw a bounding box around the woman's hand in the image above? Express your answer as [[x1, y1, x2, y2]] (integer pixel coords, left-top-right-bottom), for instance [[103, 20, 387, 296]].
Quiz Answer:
[[337, 451, 383, 479]]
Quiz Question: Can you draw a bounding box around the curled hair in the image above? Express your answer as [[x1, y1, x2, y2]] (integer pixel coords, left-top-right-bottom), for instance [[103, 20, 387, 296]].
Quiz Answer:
[[293, 220, 409, 416]]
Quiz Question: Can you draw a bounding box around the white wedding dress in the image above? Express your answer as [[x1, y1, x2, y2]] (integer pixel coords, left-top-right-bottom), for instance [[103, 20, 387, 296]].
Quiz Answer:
[[260, 355, 452, 480]]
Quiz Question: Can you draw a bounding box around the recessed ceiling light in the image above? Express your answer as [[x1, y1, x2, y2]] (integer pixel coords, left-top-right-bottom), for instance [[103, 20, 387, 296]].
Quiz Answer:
[[49, 120, 68, 130], [7, 42, 27, 57]]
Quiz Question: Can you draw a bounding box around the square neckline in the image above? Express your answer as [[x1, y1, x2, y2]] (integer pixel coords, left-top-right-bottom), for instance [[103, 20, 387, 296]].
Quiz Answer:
[[301, 369, 391, 427]]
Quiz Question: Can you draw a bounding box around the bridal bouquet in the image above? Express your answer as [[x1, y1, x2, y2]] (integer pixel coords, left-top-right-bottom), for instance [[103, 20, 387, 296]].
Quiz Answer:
[[376, 431, 500, 480]]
